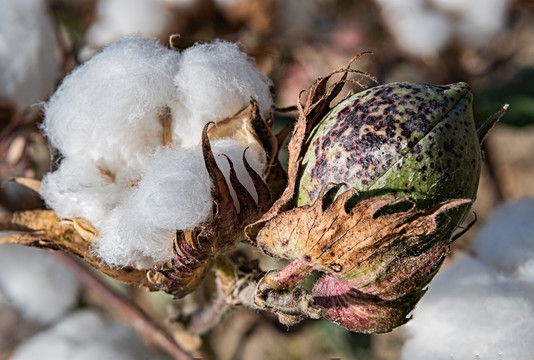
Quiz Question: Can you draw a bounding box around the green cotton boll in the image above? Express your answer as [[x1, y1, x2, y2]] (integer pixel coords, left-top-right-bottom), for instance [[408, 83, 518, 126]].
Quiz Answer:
[[297, 82, 480, 231]]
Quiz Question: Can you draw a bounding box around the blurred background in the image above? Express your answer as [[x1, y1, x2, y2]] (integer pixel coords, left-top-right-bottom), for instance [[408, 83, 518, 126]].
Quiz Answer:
[[1, 0, 533, 359]]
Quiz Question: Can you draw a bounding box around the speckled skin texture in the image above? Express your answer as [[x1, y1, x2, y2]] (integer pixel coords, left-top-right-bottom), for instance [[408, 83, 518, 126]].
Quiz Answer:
[[297, 82, 481, 216]]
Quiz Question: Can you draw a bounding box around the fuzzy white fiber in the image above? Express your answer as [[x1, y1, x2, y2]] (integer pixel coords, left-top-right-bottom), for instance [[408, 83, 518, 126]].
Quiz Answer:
[[0, 244, 81, 325], [97, 139, 266, 269], [374, 0, 451, 58], [0, 0, 60, 110], [11, 310, 165, 360], [43, 36, 180, 171], [375, 0, 511, 57], [41, 36, 272, 269], [472, 198, 534, 281], [171, 41, 273, 147], [85, 0, 172, 49], [401, 198, 534, 360]]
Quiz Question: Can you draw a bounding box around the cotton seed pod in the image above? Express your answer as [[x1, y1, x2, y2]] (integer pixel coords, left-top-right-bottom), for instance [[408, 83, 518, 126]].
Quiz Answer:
[[295, 82, 482, 332], [297, 82, 480, 214]]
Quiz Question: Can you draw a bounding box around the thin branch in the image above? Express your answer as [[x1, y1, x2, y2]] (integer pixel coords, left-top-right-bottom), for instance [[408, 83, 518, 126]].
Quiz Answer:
[[53, 251, 197, 360]]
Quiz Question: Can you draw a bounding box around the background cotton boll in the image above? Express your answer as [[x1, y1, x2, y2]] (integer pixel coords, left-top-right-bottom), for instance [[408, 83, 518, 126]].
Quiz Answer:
[[401, 200, 534, 360], [401, 257, 534, 360], [472, 197, 534, 278], [40, 157, 128, 227], [85, 0, 172, 50], [429, 0, 511, 47], [0, 0, 60, 110], [375, 0, 452, 58], [0, 244, 81, 325], [172, 40, 273, 146], [11, 310, 166, 360], [43, 36, 180, 174]]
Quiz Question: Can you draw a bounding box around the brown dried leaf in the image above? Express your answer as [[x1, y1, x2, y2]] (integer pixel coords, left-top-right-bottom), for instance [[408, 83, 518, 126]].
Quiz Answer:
[[0, 210, 157, 290], [256, 188, 469, 282]]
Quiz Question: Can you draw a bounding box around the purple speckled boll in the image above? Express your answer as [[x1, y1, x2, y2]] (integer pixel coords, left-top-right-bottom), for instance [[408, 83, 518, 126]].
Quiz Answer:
[[297, 82, 480, 225]]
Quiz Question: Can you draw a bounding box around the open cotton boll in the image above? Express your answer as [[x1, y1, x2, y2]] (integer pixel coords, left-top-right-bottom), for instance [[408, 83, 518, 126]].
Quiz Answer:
[[11, 310, 166, 360], [40, 157, 130, 227], [429, 0, 511, 47], [42, 36, 180, 175], [401, 257, 534, 360], [402, 200, 534, 360], [172, 40, 273, 147], [85, 0, 172, 49], [375, 0, 452, 58], [0, 0, 60, 110], [0, 244, 81, 325], [472, 197, 534, 280], [97, 139, 266, 269]]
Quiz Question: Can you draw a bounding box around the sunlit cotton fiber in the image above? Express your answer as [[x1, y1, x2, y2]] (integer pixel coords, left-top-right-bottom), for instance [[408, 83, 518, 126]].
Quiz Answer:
[[171, 40, 273, 146], [97, 139, 266, 269]]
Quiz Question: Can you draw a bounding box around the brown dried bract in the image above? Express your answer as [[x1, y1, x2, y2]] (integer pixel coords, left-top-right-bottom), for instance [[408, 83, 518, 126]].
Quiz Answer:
[[256, 186, 470, 281]]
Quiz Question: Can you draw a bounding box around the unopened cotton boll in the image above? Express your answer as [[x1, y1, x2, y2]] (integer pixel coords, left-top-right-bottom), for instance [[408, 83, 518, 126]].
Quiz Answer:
[[172, 40, 273, 147], [97, 139, 266, 269], [0, 0, 60, 110], [43, 36, 180, 175], [0, 244, 81, 325], [11, 310, 166, 360]]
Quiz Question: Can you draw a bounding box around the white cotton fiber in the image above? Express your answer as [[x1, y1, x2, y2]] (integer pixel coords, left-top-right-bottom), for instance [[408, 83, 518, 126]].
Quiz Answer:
[[40, 157, 129, 227], [85, 0, 172, 49], [430, 0, 511, 47], [0, 244, 81, 325], [11, 310, 166, 360], [171, 40, 273, 147], [374, 0, 452, 58], [97, 139, 266, 269], [0, 0, 60, 110], [401, 199, 534, 360], [43, 36, 180, 174], [472, 197, 534, 280]]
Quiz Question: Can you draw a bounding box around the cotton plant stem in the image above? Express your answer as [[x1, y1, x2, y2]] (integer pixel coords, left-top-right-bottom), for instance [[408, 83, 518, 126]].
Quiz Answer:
[[53, 251, 196, 360]]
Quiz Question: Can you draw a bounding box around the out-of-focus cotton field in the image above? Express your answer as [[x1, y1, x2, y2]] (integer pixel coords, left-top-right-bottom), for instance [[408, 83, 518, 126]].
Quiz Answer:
[[1, 0, 533, 359]]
